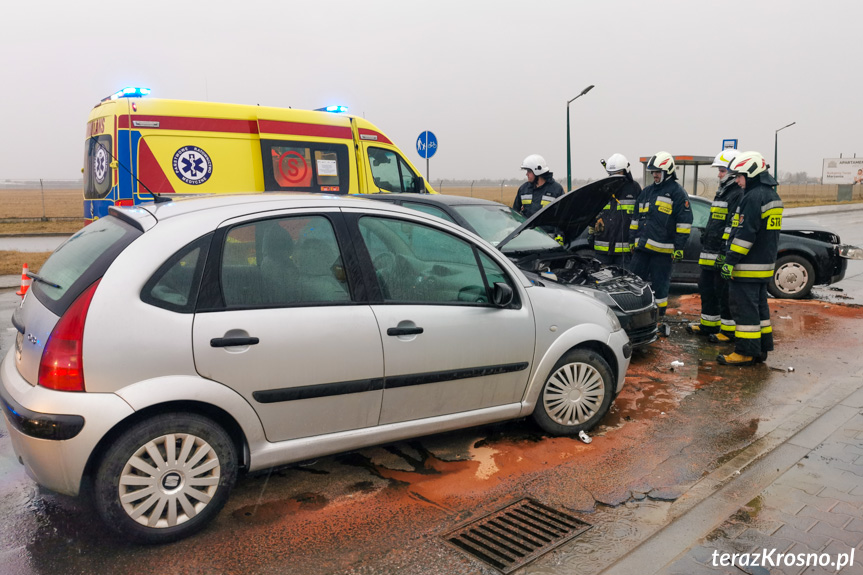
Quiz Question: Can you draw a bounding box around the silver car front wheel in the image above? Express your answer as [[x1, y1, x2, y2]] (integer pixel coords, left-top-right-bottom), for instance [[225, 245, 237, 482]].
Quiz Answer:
[[95, 413, 237, 544], [532, 349, 614, 435]]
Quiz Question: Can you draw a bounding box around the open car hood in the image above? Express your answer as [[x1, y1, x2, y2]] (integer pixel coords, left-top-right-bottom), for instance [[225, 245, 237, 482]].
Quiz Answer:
[[497, 175, 627, 250]]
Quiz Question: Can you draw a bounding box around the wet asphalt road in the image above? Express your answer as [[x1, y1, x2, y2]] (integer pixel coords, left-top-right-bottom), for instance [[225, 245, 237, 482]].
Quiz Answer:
[[2, 292, 862, 575], [1, 208, 862, 575]]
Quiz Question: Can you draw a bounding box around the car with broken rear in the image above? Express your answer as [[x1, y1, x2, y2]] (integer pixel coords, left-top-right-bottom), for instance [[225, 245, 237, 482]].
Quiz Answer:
[[1, 193, 631, 544]]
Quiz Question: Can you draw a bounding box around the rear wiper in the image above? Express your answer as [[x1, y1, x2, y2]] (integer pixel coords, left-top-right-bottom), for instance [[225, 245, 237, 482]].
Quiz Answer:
[[26, 271, 62, 289]]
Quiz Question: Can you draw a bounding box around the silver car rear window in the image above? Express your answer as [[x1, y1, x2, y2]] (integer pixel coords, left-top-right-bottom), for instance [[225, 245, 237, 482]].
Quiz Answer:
[[33, 216, 141, 315]]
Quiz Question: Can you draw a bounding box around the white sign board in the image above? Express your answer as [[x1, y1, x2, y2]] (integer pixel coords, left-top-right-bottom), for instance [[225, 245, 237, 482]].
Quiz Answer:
[[822, 158, 863, 184]]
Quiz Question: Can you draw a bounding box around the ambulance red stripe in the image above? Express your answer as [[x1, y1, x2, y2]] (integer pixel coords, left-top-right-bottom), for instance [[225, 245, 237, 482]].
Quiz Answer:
[[357, 128, 392, 144], [118, 115, 259, 134], [258, 120, 352, 140]]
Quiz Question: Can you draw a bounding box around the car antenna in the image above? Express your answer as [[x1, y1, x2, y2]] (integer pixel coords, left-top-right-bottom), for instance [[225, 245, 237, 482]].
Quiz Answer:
[[88, 136, 172, 204]]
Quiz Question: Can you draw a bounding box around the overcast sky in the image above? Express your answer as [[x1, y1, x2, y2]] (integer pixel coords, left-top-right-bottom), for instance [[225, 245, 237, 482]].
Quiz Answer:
[[1, 0, 860, 184]]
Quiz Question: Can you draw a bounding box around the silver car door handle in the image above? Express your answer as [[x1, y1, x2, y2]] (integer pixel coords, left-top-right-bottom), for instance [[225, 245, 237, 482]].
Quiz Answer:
[[386, 327, 423, 336], [210, 336, 260, 347]]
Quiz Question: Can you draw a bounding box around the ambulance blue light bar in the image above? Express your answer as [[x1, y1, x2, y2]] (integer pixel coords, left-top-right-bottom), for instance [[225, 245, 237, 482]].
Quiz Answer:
[[315, 105, 349, 113], [102, 87, 152, 102]]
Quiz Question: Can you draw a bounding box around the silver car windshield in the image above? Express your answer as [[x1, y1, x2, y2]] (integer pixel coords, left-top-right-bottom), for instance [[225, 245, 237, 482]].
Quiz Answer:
[[452, 204, 561, 251]]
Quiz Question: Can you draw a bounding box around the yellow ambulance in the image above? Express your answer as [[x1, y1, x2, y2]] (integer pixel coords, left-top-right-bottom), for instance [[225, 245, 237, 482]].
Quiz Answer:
[[83, 88, 434, 221]]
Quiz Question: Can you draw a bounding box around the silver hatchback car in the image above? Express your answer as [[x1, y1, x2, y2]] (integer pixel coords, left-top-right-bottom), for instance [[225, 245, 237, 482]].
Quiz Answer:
[[1, 193, 631, 543]]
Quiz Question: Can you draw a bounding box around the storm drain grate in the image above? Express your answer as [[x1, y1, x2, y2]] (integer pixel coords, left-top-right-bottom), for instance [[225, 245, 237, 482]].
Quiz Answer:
[[442, 498, 591, 573]]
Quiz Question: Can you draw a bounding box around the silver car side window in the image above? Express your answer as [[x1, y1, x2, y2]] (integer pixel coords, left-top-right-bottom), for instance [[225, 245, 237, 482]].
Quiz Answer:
[[221, 216, 350, 308], [358, 216, 492, 304]]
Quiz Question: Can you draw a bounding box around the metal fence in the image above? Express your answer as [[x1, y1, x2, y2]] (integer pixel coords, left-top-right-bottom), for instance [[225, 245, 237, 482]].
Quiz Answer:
[[1, 180, 862, 222]]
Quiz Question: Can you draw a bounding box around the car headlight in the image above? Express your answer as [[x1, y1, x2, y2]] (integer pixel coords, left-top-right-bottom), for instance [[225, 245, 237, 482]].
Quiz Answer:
[[839, 244, 863, 260], [606, 306, 622, 332], [571, 286, 617, 307]]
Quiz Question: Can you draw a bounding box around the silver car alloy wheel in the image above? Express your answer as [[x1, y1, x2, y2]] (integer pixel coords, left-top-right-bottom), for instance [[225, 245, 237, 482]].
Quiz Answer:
[[542, 362, 606, 426], [118, 433, 221, 528], [774, 260, 809, 295]]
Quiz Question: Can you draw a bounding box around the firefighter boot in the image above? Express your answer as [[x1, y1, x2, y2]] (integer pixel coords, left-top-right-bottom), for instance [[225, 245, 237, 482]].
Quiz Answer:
[[708, 333, 732, 343], [686, 323, 710, 336], [717, 352, 756, 366]]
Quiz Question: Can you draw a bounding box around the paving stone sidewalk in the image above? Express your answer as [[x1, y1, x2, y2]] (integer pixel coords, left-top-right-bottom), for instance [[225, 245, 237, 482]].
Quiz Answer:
[[661, 413, 863, 575]]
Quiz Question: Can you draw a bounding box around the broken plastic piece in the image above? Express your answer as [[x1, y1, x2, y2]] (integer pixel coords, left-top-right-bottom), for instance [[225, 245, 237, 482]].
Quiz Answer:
[[670, 360, 684, 368], [578, 430, 592, 444], [779, 315, 792, 319], [769, 366, 795, 373]]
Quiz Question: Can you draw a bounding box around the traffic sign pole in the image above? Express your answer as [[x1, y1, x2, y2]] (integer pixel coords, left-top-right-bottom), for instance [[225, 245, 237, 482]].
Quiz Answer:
[[416, 130, 438, 183]]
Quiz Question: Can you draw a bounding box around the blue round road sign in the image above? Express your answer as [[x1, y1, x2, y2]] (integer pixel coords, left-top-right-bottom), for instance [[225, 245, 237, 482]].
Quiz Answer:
[[416, 131, 438, 159]]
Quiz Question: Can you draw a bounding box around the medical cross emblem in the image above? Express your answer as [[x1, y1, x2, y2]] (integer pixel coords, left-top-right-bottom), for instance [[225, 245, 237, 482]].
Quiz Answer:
[[172, 146, 213, 185]]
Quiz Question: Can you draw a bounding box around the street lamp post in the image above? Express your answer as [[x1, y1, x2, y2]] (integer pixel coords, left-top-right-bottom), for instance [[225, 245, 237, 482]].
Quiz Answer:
[[566, 84, 594, 192], [774, 121, 796, 181]]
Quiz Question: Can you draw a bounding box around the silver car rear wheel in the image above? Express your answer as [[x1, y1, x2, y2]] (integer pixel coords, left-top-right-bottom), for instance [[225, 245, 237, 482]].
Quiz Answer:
[[119, 433, 221, 528], [94, 413, 237, 544], [532, 349, 614, 435]]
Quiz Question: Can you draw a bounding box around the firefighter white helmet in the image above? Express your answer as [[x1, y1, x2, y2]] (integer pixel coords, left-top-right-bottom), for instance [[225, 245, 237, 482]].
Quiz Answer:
[[712, 149, 738, 168], [646, 151, 675, 175], [521, 154, 550, 176], [729, 151, 768, 177], [603, 153, 630, 174]]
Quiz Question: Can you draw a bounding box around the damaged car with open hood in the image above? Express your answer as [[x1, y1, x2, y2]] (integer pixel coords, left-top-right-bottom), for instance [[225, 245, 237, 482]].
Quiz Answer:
[[369, 176, 659, 347]]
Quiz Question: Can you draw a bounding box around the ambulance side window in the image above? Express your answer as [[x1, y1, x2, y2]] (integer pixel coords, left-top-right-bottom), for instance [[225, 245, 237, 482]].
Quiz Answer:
[[368, 147, 419, 193], [261, 140, 349, 193]]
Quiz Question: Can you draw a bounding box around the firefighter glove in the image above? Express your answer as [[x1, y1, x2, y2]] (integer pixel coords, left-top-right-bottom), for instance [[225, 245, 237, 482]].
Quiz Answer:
[[721, 263, 734, 280], [672, 249, 684, 262], [715, 253, 726, 268]]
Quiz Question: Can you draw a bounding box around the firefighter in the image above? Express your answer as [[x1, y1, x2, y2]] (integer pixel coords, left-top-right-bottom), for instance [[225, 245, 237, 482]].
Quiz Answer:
[[588, 153, 641, 266], [513, 154, 565, 218], [717, 151, 783, 366], [686, 149, 744, 339], [629, 151, 692, 319]]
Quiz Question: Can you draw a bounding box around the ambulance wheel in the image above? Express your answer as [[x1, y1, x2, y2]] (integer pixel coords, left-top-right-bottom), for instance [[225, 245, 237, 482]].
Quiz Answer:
[[769, 254, 814, 299]]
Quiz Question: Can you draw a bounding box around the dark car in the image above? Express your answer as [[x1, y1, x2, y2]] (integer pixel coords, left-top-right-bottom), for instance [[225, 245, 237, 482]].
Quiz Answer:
[[369, 177, 659, 347], [569, 194, 852, 299]]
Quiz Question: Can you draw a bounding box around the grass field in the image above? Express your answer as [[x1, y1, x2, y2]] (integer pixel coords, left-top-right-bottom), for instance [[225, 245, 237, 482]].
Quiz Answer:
[[0, 188, 82, 220], [1, 251, 50, 275]]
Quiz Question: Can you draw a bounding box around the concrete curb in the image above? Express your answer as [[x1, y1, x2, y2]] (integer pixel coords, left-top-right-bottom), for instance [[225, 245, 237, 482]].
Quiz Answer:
[[599, 374, 863, 575], [0, 275, 20, 290], [786, 202, 863, 218]]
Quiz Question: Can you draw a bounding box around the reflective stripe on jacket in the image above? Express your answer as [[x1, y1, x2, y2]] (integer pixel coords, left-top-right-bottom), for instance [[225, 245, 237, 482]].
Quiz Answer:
[[699, 179, 743, 268], [724, 179, 783, 283], [588, 177, 641, 254], [630, 178, 693, 254], [513, 176, 565, 218]]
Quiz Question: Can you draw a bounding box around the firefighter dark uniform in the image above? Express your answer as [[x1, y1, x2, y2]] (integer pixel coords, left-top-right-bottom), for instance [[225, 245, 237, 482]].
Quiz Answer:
[[588, 175, 640, 266], [719, 169, 783, 364], [513, 175, 565, 218], [690, 178, 744, 336], [629, 175, 693, 316]]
